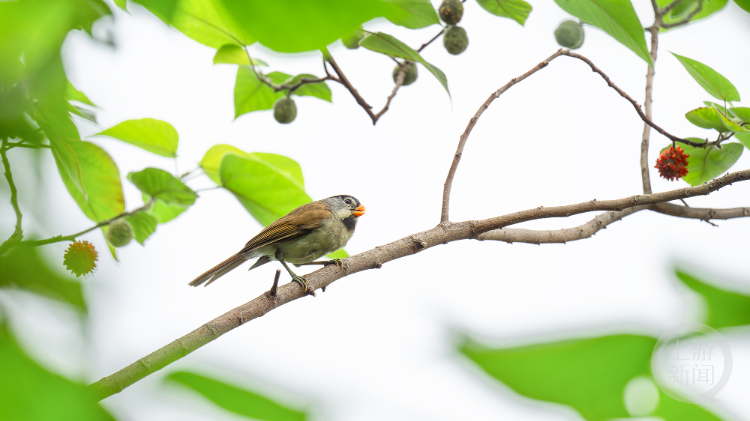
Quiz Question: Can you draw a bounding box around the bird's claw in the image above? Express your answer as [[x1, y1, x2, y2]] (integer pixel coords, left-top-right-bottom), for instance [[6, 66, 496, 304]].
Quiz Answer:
[[292, 275, 315, 296], [324, 259, 346, 270]]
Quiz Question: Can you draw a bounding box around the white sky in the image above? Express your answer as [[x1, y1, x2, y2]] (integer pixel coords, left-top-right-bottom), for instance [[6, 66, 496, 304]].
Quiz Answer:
[[3, 1, 750, 420]]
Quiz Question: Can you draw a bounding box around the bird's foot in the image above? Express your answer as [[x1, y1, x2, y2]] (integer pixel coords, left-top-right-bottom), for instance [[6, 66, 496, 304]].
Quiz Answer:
[[292, 275, 315, 296], [324, 259, 346, 270]]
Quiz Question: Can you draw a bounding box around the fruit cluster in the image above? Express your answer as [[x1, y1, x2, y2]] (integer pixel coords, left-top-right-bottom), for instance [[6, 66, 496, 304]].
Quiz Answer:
[[655, 146, 690, 181]]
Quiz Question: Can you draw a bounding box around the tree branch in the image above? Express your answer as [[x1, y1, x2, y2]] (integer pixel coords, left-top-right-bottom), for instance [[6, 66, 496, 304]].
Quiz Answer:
[[662, 0, 705, 29], [0, 139, 24, 256], [641, 23, 660, 195], [89, 168, 750, 400], [417, 29, 445, 53]]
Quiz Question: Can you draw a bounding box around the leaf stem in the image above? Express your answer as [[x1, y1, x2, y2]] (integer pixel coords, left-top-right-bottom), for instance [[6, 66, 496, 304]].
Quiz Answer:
[[0, 138, 24, 256]]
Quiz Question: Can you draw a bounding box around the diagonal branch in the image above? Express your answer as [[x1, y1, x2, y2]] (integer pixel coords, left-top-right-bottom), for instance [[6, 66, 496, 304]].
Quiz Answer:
[[89, 168, 750, 400]]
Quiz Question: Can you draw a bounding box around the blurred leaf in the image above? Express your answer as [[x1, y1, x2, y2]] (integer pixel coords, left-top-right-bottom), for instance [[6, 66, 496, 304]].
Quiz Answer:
[[125, 212, 158, 245], [0, 324, 115, 420], [737, 133, 750, 150], [220, 154, 310, 226], [461, 334, 721, 421], [234, 67, 284, 118], [327, 249, 349, 259], [0, 246, 86, 311], [729, 107, 750, 123], [66, 81, 95, 106], [285, 74, 332, 102], [95, 118, 179, 158], [660, 0, 728, 28], [680, 142, 743, 186], [146, 196, 190, 224], [55, 141, 125, 223], [113, 0, 128, 11], [69, 104, 97, 124], [703, 101, 729, 115], [360, 32, 450, 96], [164, 371, 306, 421], [200, 144, 304, 187], [102, 227, 119, 261], [382, 0, 440, 29], [553, 0, 652, 66], [128, 168, 197, 205], [685, 107, 749, 133], [736, 0, 750, 12], [134, 0, 178, 22], [218, 0, 391, 52], [476, 0, 532, 25], [672, 53, 740, 102], [213, 44, 268, 66], [676, 269, 750, 329]]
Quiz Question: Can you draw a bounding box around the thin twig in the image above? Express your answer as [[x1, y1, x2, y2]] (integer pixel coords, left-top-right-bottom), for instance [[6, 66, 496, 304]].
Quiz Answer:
[[88, 168, 750, 401], [417, 29, 445, 53], [373, 63, 407, 120], [641, 22, 660, 194], [268, 270, 280, 297], [0, 139, 24, 256], [326, 54, 378, 123], [662, 0, 705, 29]]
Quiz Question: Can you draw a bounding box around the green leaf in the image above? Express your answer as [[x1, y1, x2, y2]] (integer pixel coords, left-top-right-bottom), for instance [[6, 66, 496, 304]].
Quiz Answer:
[[69, 104, 97, 124], [125, 212, 158, 245], [382, 0, 440, 29], [218, 0, 392, 53], [461, 334, 722, 421], [476, 0, 532, 26], [234, 67, 284, 118], [729, 107, 750, 123], [0, 246, 86, 311], [660, 0, 728, 28], [213, 44, 268, 66], [672, 53, 740, 102], [737, 133, 750, 150], [679, 142, 743, 186], [553, 0, 652, 66], [54, 141, 125, 223], [685, 107, 749, 133], [327, 249, 349, 259], [134, 0, 178, 22], [286, 74, 332, 102], [0, 324, 114, 421], [65, 81, 95, 106], [200, 144, 304, 187], [360, 32, 450, 96], [676, 269, 750, 329], [703, 101, 729, 115], [95, 118, 179, 158], [128, 168, 197, 205], [164, 371, 306, 421], [146, 197, 190, 224], [736, 0, 750, 12], [220, 154, 310, 226], [113, 0, 128, 11]]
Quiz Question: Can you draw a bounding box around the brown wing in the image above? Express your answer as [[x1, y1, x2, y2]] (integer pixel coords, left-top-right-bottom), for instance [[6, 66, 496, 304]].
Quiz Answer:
[[238, 201, 331, 255]]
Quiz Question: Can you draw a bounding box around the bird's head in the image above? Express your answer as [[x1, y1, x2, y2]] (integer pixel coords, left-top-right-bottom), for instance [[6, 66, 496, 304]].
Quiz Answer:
[[326, 195, 365, 221]]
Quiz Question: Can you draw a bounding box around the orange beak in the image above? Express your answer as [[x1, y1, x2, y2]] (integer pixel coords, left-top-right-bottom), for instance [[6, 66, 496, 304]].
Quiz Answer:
[[353, 204, 366, 218]]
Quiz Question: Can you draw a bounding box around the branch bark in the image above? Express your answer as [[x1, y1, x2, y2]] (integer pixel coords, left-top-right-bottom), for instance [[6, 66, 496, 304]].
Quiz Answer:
[[89, 168, 750, 400]]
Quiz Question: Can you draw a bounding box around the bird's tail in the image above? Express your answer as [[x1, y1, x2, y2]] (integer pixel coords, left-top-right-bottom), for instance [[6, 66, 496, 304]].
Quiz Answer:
[[189, 253, 246, 287]]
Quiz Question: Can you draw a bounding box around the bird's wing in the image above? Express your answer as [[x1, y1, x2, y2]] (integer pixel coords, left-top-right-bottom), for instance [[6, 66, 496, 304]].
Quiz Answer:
[[238, 205, 330, 255]]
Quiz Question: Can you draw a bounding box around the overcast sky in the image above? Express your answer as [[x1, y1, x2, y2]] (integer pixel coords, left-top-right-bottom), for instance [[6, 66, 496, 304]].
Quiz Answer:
[[4, 1, 750, 420]]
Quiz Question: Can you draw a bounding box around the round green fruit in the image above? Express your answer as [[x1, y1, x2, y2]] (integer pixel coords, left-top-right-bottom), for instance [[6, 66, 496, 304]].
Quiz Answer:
[[554, 20, 584, 50], [273, 97, 297, 124], [443, 26, 468, 55], [392, 62, 418, 86], [438, 0, 463, 25], [342, 28, 365, 49], [106, 219, 134, 248]]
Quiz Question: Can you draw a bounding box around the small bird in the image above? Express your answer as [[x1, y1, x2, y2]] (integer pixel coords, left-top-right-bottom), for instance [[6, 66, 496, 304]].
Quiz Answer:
[[188, 195, 365, 293]]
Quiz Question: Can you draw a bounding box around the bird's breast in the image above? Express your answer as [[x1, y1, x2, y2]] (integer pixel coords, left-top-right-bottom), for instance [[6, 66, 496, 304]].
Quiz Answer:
[[279, 218, 354, 265]]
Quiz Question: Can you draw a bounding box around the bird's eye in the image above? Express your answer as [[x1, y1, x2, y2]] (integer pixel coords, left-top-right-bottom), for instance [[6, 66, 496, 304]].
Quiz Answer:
[[345, 199, 352, 205]]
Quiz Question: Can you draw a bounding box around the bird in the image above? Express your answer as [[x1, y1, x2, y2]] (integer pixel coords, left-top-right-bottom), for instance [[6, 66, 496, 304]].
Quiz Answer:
[[188, 195, 365, 293]]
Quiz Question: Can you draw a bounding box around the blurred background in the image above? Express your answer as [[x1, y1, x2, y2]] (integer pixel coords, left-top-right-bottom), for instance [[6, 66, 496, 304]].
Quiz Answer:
[[1, 0, 750, 420]]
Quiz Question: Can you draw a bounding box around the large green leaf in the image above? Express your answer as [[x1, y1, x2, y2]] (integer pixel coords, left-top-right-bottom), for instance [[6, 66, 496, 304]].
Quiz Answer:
[[95, 118, 179, 158], [476, 0, 532, 25], [140, 0, 255, 48], [65, 81, 95, 106], [213, 44, 268, 66], [685, 107, 750, 133], [679, 141, 743, 186], [54, 141, 125, 223], [382, 0, 440, 29], [146, 197, 190, 224], [553, 0, 652, 66], [728, 107, 750, 123], [220, 154, 310, 227], [672, 53, 740, 102], [200, 144, 304, 187], [124, 212, 159, 245], [461, 335, 721, 421], [128, 168, 197, 205], [736, 0, 750, 12], [164, 371, 306, 421], [0, 246, 86, 311], [660, 0, 728, 28], [218, 0, 391, 52], [676, 269, 750, 329], [360, 32, 450, 96], [0, 324, 114, 421], [234, 67, 284, 118], [737, 133, 750, 150]]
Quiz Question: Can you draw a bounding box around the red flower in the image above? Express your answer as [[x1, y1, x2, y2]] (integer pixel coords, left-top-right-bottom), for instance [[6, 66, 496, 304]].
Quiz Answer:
[[64, 241, 98, 277], [655, 146, 689, 181]]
